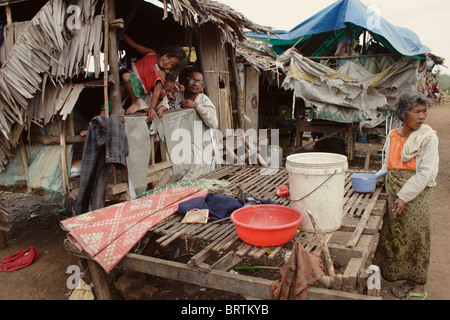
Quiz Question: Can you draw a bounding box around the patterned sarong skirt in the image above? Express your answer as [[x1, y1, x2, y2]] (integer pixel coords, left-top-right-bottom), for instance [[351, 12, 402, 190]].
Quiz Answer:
[[373, 170, 432, 285]]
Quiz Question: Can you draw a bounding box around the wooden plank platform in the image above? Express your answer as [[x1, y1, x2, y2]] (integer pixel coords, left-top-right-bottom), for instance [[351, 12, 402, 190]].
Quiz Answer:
[[65, 164, 386, 300]]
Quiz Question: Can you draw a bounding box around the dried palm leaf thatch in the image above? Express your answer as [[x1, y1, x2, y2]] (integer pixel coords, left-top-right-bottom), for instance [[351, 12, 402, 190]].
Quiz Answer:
[[0, 0, 273, 171], [0, 0, 101, 171], [28, 84, 84, 125], [0, 21, 29, 64], [236, 38, 280, 73], [161, 0, 273, 46]]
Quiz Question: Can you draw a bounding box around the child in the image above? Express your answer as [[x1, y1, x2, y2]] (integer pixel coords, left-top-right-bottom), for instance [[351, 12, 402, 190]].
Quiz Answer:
[[121, 34, 186, 120], [156, 79, 184, 118]]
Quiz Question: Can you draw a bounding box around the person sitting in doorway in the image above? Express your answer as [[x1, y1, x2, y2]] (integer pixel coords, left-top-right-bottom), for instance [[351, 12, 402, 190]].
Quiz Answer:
[[120, 34, 186, 118], [156, 70, 218, 129]]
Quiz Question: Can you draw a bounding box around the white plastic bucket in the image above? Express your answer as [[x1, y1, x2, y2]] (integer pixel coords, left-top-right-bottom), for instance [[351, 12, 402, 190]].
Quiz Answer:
[[286, 152, 348, 232]]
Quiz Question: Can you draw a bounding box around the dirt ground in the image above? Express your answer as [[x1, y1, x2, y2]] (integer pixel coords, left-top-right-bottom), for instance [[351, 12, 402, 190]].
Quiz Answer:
[[1, 101, 449, 300]]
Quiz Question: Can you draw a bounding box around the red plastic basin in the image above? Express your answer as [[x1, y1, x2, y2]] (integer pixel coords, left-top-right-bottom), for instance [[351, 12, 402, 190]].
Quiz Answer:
[[230, 205, 303, 247]]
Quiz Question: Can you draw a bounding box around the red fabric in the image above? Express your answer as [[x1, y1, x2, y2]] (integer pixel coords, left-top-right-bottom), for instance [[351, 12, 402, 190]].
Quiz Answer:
[[276, 182, 290, 198], [433, 85, 440, 94], [135, 53, 165, 93], [0, 246, 40, 272]]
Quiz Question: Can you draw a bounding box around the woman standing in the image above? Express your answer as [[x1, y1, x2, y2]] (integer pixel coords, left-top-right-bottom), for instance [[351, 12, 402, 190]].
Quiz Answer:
[[374, 90, 439, 300]]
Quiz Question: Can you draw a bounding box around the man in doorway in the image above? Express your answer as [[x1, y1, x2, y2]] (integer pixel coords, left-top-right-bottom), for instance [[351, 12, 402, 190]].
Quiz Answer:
[[160, 71, 218, 129], [152, 70, 220, 179]]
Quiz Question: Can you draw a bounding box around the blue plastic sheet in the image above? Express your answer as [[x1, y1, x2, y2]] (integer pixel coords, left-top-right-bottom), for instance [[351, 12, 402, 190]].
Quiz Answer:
[[246, 0, 430, 57]]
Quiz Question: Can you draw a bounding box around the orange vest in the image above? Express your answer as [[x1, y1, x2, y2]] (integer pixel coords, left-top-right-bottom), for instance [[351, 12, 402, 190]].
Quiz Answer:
[[386, 129, 416, 171]]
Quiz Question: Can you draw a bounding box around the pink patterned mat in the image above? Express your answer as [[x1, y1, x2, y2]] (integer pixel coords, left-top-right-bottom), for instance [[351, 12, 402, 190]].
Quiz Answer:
[[61, 187, 206, 273]]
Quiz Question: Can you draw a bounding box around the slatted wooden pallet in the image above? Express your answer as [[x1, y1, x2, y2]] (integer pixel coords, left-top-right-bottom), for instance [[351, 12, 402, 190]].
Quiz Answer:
[[144, 165, 386, 296], [66, 164, 386, 300]]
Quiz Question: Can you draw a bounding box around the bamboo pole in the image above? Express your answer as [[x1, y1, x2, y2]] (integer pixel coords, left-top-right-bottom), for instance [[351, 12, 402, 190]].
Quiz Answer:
[[364, 150, 371, 172], [5, 5, 12, 25], [19, 138, 31, 193], [294, 127, 346, 152], [103, 0, 110, 118], [228, 43, 244, 130], [60, 120, 70, 195], [245, 136, 268, 167], [106, 0, 123, 116], [306, 53, 394, 60]]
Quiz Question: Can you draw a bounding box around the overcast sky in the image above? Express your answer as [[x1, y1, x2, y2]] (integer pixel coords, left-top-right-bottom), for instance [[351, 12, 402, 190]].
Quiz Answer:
[[219, 0, 450, 75]]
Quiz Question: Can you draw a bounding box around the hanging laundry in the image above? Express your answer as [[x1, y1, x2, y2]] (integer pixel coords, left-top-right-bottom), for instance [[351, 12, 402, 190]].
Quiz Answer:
[[72, 115, 129, 215]]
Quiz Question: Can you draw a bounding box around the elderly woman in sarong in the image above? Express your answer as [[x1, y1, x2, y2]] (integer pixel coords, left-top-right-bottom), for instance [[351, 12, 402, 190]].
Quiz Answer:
[[373, 90, 439, 300]]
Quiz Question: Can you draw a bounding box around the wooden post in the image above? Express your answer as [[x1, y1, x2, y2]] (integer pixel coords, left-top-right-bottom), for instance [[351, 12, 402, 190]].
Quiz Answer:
[[244, 66, 259, 131], [103, 0, 110, 117], [60, 120, 70, 194], [5, 5, 12, 25], [106, 0, 123, 116], [347, 125, 354, 161], [228, 44, 244, 129], [0, 231, 7, 249], [87, 260, 112, 300], [295, 98, 300, 148], [364, 150, 371, 172], [19, 138, 31, 193], [294, 127, 346, 152], [295, 98, 306, 148], [198, 23, 231, 133]]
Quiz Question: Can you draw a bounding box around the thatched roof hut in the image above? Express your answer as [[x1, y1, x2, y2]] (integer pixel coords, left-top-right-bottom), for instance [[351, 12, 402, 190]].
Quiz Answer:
[[0, 0, 273, 178], [0, 0, 280, 202]]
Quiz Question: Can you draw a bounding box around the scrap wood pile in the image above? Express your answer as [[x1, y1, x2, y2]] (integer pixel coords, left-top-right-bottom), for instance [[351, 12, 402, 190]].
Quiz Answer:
[[0, 0, 102, 171]]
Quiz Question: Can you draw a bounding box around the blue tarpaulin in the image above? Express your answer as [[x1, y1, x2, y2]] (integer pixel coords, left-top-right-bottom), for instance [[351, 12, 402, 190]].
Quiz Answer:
[[246, 0, 430, 57]]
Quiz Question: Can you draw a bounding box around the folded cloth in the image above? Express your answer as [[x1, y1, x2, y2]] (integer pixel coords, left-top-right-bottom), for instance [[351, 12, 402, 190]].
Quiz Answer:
[[401, 124, 437, 162], [0, 246, 40, 272], [178, 193, 245, 222], [69, 279, 95, 300], [181, 209, 209, 224], [177, 193, 280, 222]]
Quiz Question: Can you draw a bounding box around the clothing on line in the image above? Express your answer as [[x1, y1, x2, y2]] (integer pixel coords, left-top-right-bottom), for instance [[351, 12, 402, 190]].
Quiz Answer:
[[72, 115, 129, 215]]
